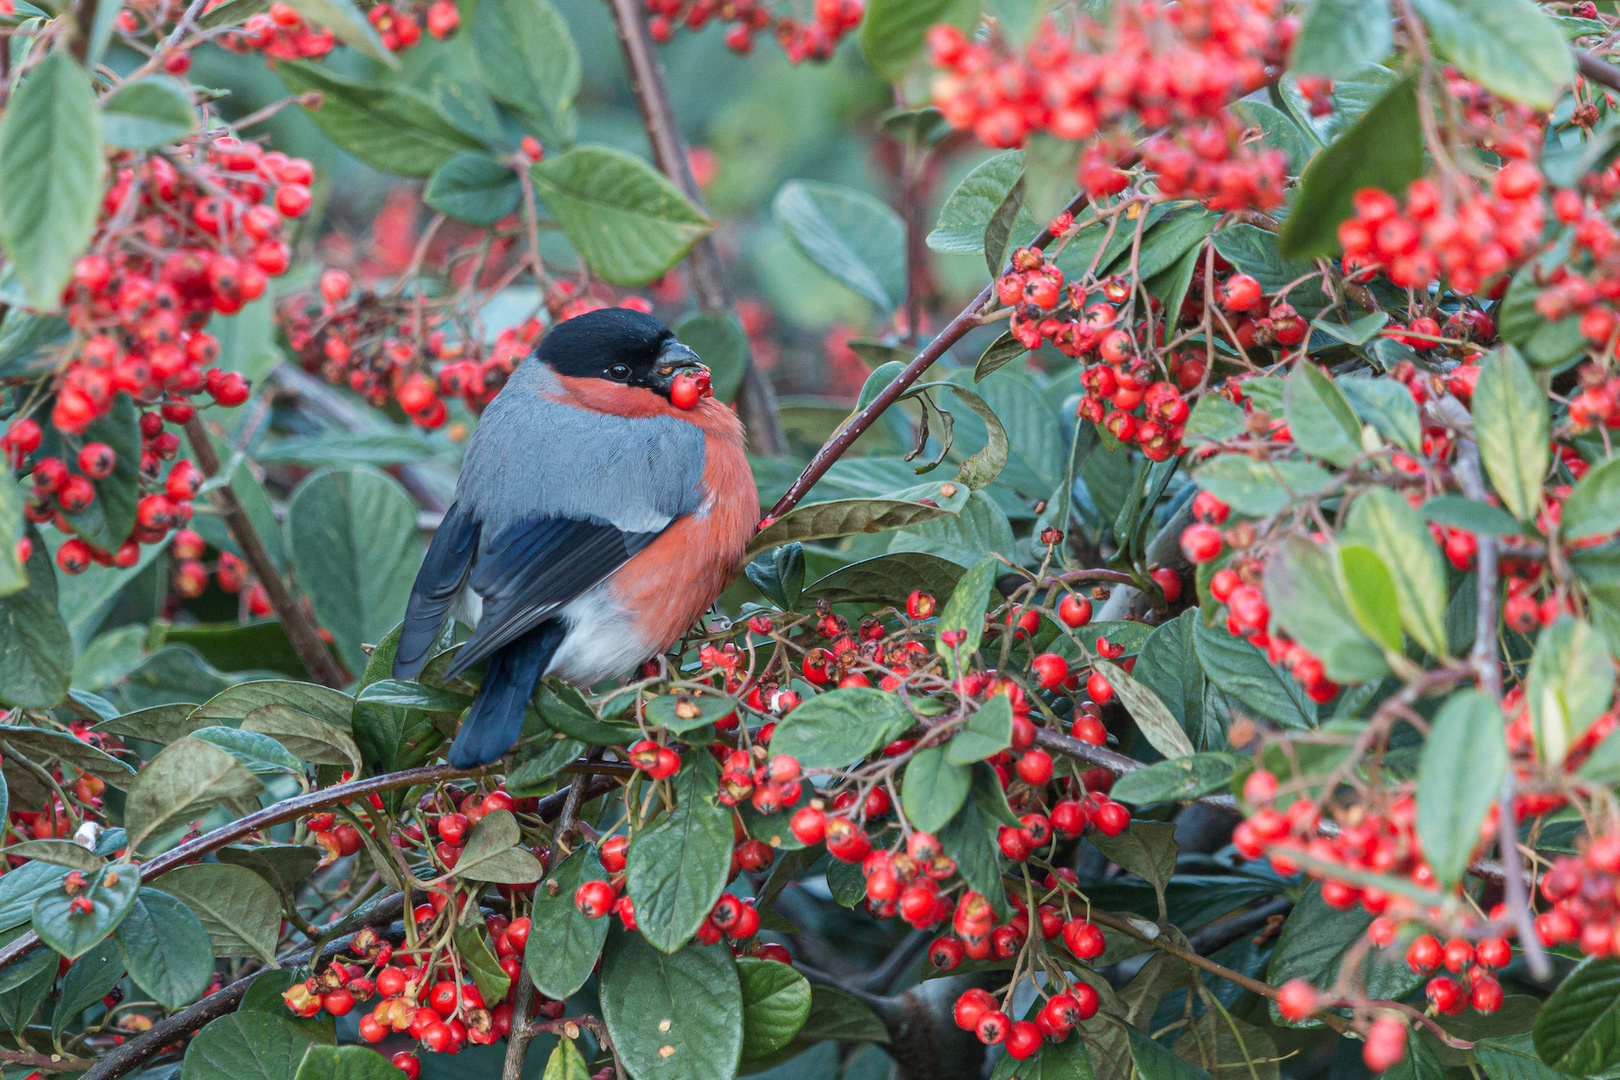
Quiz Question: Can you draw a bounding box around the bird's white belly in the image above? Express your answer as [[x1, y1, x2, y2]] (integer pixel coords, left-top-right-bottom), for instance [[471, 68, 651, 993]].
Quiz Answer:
[[453, 581, 653, 688]]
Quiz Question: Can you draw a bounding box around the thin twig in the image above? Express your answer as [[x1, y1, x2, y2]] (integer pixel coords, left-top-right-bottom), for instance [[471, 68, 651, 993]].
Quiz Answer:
[[1456, 439, 1550, 979], [184, 415, 348, 687], [765, 189, 1091, 522], [601, 0, 788, 457]]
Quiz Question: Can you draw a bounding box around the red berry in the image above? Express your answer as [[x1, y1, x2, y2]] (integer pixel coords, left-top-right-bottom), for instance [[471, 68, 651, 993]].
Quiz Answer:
[[1180, 522, 1223, 563], [575, 880, 615, 918], [77, 443, 115, 479], [1030, 652, 1069, 689], [1058, 594, 1092, 627], [1405, 934, 1441, 974], [1277, 979, 1318, 1021], [1005, 1020, 1042, 1059]]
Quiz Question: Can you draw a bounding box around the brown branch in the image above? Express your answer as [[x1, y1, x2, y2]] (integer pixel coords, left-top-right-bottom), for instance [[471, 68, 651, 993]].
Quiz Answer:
[[603, 0, 789, 457], [1577, 48, 1620, 94], [0, 1049, 93, 1073], [765, 189, 1092, 522], [65, 0, 100, 63], [183, 414, 348, 688], [502, 969, 540, 1080]]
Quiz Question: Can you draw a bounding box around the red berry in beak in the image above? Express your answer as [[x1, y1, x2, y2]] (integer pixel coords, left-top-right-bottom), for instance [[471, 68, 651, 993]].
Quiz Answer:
[[669, 370, 710, 409]]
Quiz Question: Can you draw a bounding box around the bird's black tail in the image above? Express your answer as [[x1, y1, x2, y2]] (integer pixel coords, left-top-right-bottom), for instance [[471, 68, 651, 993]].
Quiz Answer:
[[447, 621, 566, 768]]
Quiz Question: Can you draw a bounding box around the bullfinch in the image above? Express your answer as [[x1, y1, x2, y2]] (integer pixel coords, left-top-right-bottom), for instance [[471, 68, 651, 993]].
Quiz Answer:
[[393, 308, 757, 767]]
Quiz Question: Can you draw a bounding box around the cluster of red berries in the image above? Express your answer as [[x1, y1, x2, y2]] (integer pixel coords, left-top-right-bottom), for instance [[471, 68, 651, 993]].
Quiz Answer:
[[283, 919, 536, 1057], [217, 0, 458, 60], [1140, 114, 1288, 212], [1338, 171, 1547, 297], [643, 0, 863, 62], [950, 979, 1101, 1059], [927, 0, 1294, 149], [1528, 838, 1620, 956], [47, 134, 303, 434]]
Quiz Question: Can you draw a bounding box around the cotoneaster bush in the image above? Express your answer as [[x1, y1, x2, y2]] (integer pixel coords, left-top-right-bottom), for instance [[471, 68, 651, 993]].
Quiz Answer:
[[0, 2, 1617, 1080]]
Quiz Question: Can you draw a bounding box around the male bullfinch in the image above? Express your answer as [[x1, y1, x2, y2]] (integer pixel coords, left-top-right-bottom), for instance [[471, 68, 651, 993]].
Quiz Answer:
[[393, 308, 757, 767]]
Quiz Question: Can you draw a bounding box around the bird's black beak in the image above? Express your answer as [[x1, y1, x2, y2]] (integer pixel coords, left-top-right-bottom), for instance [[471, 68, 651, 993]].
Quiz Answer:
[[650, 339, 710, 395]]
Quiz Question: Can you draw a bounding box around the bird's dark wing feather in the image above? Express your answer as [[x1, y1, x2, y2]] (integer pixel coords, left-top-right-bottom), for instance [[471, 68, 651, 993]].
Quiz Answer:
[[394, 502, 480, 679], [442, 516, 660, 678]]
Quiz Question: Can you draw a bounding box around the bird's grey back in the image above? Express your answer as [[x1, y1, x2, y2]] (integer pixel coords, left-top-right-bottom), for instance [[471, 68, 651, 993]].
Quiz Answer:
[[454, 358, 708, 535]]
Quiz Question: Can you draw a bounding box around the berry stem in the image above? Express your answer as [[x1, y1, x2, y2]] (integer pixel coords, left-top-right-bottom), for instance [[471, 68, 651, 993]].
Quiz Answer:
[[182, 414, 348, 688], [603, 0, 790, 458], [765, 189, 1092, 522]]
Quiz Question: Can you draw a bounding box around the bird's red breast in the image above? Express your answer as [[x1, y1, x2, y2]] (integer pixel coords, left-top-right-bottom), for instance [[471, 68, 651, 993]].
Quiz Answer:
[[546, 373, 757, 654]]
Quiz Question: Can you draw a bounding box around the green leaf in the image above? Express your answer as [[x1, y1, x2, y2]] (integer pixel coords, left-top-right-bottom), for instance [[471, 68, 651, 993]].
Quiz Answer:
[[54, 937, 123, 1038], [189, 725, 303, 775], [992, 1020, 1095, 1080], [1110, 753, 1242, 805], [769, 687, 914, 770], [739, 957, 811, 1059], [929, 151, 1033, 255], [532, 146, 713, 287], [1192, 620, 1316, 729], [241, 705, 361, 772], [1022, 133, 1080, 224], [1533, 956, 1620, 1074], [278, 60, 484, 177], [627, 755, 739, 952], [0, 51, 103, 310], [525, 845, 611, 1000], [424, 153, 521, 226], [947, 695, 1014, 765], [1184, 394, 1246, 447], [945, 384, 1012, 492], [1528, 617, 1614, 767], [151, 863, 281, 964], [939, 793, 1007, 918], [673, 312, 749, 405], [935, 555, 999, 676], [536, 680, 640, 745], [1338, 375, 1421, 453], [1339, 545, 1403, 652], [1109, 209, 1218, 281], [123, 737, 264, 852], [179, 1012, 314, 1080], [805, 552, 965, 606], [470, 0, 580, 141], [644, 692, 738, 736], [456, 808, 544, 884], [542, 1039, 590, 1080], [1291, 0, 1393, 77], [599, 930, 743, 1080], [1132, 611, 1209, 748], [355, 678, 471, 714], [1411, 0, 1574, 109], [860, 0, 957, 81], [1285, 363, 1364, 468], [888, 489, 1014, 567], [4, 839, 100, 873], [217, 844, 322, 901], [115, 887, 212, 1010], [1562, 457, 1620, 543], [1264, 536, 1389, 683], [1345, 487, 1449, 656], [284, 467, 423, 677], [1478, 1034, 1581, 1080], [1278, 76, 1423, 258], [293, 1044, 401, 1080], [100, 75, 195, 149], [1420, 493, 1527, 537], [747, 495, 960, 557], [198, 0, 270, 27], [1192, 456, 1335, 516], [1130, 1026, 1215, 1080], [0, 862, 68, 933], [1473, 346, 1549, 523], [1415, 689, 1506, 887], [1173, 1012, 1279, 1080], [901, 745, 970, 834], [32, 862, 140, 960], [1265, 884, 1421, 1027], [453, 922, 511, 1005], [0, 525, 71, 708], [975, 332, 1028, 382], [773, 181, 906, 311], [746, 543, 806, 611], [1090, 822, 1178, 913], [1097, 658, 1197, 760], [0, 472, 25, 599]]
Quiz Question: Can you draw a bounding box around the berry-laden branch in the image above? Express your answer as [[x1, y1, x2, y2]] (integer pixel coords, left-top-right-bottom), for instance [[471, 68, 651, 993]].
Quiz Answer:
[[602, 0, 790, 458], [79, 894, 409, 1080], [764, 189, 1093, 522], [183, 415, 348, 688]]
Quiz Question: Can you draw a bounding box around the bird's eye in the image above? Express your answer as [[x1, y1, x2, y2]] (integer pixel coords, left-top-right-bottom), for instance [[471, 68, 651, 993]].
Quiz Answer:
[[608, 364, 631, 381]]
